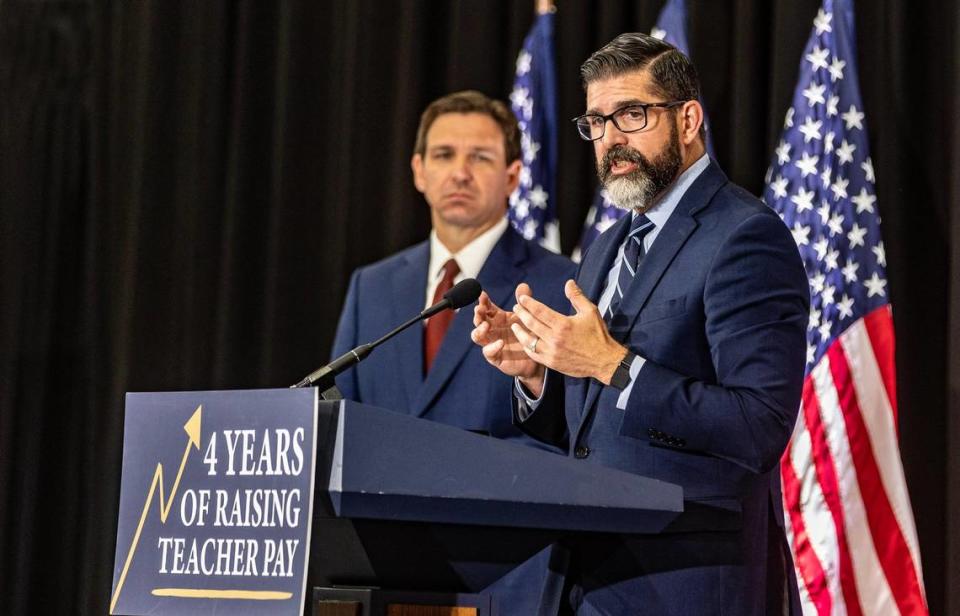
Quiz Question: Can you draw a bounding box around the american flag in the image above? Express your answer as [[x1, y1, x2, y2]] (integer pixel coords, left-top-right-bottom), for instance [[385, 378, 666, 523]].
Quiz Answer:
[[509, 6, 560, 252], [763, 1, 928, 613], [574, 0, 712, 260]]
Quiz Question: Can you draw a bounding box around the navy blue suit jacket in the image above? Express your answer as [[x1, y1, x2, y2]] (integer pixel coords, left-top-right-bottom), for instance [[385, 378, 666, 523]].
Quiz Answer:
[[520, 162, 810, 615], [332, 224, 576, 448], [331, 226, 575, 614]]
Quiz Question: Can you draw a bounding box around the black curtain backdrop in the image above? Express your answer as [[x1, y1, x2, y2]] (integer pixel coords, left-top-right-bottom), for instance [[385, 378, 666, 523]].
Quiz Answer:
[[1, 1, 957, 614]]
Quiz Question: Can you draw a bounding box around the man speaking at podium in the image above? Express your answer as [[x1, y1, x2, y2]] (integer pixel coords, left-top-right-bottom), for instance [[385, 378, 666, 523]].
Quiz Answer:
[[473, 34, 809, 614], [332, 90, 574, 448]]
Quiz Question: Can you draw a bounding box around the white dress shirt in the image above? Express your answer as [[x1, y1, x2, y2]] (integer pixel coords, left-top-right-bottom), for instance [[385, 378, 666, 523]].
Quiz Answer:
[[425, 216, 509, 311]]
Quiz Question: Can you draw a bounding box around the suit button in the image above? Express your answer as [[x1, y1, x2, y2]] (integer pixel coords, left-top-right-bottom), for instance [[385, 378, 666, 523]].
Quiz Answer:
[[574, 446, 590, 459]]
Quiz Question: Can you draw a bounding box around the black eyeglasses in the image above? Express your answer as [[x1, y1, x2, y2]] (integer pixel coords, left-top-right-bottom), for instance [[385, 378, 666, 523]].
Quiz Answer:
[[572, 101, 686, 141]]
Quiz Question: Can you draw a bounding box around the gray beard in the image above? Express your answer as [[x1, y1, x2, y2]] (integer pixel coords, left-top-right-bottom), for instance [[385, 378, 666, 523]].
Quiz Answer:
[[603, 174, 659, 212], [597, 123, 683, 213]]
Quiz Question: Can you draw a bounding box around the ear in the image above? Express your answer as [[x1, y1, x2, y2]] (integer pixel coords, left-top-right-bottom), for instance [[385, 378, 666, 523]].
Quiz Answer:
[[678, 100, 704, 146], [505, 159, 522, 194], [411, 154, 426, 193]]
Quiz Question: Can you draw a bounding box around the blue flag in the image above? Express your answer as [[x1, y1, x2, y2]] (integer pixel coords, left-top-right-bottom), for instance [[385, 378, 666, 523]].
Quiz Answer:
[[651, 0, 715, 158], [575, 0, 710, 260], [509, 9, 560, 252]]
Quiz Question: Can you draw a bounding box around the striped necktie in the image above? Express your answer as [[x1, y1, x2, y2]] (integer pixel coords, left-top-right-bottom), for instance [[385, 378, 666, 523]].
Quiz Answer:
[[606, 214, 654, 320]]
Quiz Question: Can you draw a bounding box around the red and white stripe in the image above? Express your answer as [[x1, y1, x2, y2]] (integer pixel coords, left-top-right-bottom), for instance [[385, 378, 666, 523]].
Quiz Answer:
[[781, 306, 928, 615]]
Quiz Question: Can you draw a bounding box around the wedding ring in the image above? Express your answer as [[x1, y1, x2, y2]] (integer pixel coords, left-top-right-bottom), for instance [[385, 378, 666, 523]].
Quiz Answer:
[[527, 337, 539, 352]]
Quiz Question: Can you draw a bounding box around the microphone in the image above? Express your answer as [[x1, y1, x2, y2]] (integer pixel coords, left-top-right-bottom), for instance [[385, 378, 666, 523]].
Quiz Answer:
[[292, 278, 482, 391], [421, 277, 482, 318]]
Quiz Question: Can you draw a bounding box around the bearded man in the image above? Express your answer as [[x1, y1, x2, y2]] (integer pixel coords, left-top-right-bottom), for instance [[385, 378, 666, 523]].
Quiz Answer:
[[471, 32, 809, 615]]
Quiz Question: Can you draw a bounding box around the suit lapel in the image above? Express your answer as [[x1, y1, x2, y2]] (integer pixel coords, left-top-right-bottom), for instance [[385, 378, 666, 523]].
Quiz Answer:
[[391, 242, 430, 409], [568, 215, 631, 436], [610, 216, 697, 338], [575, 215, 698, 442], [574, 162, 728, 444], [412, 227, 528, 417], [612, 162, 727, 338], [581, 214, 631, 304]]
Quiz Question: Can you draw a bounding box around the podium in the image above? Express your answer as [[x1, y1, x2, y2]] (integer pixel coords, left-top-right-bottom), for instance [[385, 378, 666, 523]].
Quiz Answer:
[[308, 399, 684, 616], [110, 390, 686, 616]]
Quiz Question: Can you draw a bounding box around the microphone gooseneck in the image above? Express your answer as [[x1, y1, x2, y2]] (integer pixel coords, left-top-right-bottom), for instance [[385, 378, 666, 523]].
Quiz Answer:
[[292, 278, 483, 390], [419, 277, 483, 320]]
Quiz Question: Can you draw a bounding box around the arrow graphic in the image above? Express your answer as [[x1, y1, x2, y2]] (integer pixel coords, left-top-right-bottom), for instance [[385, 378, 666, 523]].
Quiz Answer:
[[110, 405, 202, 614]]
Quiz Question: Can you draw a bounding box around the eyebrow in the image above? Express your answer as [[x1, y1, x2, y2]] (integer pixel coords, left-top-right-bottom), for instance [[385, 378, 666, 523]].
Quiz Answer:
[[426, 144, 499, 155], [584, 98, 648, 115]]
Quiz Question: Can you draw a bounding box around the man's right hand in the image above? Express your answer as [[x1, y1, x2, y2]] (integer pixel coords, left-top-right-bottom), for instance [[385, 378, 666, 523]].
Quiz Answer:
[[471, 284, 546, 396]]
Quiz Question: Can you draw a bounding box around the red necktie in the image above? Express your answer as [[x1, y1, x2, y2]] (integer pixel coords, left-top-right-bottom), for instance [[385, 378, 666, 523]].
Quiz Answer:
[[424, 258, 460, 374]]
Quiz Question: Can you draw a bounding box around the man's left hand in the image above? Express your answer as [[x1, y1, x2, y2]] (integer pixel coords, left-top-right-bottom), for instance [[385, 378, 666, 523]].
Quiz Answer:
[[511, 279, 629, 385]]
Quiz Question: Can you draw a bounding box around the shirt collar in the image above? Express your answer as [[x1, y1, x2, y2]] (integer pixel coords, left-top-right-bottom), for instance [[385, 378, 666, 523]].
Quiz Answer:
[[428, 216, 509, 281], [636, 153, 711, 228]]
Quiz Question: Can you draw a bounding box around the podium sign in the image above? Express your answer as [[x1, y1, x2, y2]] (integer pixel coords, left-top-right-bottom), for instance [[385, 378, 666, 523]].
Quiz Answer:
[[110, 388, 317, 615]]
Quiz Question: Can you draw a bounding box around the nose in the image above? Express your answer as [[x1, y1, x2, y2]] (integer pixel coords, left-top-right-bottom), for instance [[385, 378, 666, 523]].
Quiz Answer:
[[600, 118, 628, 149], [452, 156, 473, 184]]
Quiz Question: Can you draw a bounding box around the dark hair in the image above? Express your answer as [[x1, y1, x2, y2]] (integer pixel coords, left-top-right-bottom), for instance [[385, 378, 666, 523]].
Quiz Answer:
[[413, 90, 521, 163], [581, 33, 705, 139]]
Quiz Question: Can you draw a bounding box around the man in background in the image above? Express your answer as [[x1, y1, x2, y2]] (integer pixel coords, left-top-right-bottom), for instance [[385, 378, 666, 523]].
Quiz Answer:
[[332, 89, 575, 446], [331, 90, 575, 613]]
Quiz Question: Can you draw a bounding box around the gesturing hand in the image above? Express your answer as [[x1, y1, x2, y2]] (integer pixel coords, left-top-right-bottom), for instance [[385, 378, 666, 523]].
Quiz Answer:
[[510, 279, 627, 385], [471, 284, 546, 389]]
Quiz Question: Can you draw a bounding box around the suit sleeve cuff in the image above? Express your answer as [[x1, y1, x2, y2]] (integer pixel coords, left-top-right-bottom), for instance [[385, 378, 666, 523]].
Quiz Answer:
[[515, 369, 550, 420]]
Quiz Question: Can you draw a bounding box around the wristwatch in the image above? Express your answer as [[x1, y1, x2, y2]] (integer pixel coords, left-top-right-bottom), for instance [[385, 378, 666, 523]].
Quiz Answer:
[[609, 351, 637, 390]]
